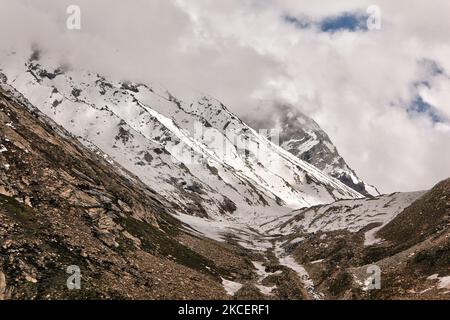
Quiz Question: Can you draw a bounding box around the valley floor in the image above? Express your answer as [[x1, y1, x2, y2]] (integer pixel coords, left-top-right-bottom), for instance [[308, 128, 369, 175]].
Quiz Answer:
[[174, 189, 450, 300]]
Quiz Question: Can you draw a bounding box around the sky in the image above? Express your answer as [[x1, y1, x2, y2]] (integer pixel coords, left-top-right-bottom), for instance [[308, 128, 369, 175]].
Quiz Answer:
[[1, 0, 450, 193]]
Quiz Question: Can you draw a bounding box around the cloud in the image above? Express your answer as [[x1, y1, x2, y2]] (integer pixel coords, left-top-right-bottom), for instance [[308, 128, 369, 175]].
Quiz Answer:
[[1, 0, 450, 193]]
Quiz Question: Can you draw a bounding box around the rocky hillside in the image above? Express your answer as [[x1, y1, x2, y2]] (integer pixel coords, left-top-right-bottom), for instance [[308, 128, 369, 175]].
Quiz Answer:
[[266, 182, 449, 299], [0, 87, 240, 299]]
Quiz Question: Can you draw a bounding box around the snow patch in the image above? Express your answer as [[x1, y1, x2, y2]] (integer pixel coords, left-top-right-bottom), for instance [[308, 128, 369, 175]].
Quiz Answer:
[[428, 274, 450, 289], [5, 122, 15, 129], [274, 244, 322, 300], [221, 278, 243, 296], [251, 261, 281, 296]]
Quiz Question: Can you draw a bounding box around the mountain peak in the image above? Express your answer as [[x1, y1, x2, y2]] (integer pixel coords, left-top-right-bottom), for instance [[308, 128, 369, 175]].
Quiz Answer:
[[245, 102, 379, 197]]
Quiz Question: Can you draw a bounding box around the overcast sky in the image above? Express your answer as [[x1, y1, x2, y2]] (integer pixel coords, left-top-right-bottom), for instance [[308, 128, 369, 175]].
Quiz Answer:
[[1, 0, 450, 193]]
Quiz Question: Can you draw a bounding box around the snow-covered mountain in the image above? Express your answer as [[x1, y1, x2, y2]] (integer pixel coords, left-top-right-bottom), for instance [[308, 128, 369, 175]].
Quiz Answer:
[[264, 191, 424, 245], [0, 49, 362, 225], [247, 103, 379, 196]]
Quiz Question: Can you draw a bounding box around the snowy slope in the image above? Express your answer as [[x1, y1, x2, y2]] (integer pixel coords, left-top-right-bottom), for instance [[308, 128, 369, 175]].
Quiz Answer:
[[265, 191, 425, 245], [0, 49, 362, 224]]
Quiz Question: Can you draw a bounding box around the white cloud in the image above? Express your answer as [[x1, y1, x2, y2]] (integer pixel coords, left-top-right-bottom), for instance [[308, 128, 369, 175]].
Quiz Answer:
[[1, 0, 449, 192], [420, 75, 450, 120]]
